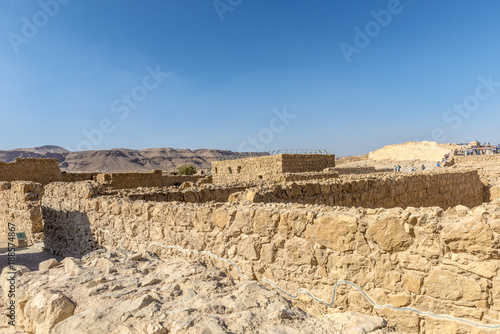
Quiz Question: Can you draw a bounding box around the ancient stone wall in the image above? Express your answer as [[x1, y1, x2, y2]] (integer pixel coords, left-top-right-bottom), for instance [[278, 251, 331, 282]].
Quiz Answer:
[[212, 155, 283, 184], [0, 158, 63, 185], [331, 166, 393, 175], [281, 171, 339, 183], [280, 154, 336, 173], [41, 182, 101, 256], [249, 170, 485, 209], [95, 170, 484, 209], [0, 158, 203, 189], [212, 154, 336, 185], [454, 154, 500, 164], [0, 181, 44, 244], [61, 172, 97, 183], [39, 181, 500, 333], [95, 171, 203, 189], [115, 184, 249, 203]]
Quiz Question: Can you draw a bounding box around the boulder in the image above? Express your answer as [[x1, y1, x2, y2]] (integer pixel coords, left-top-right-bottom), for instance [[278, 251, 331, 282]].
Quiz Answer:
[[23, 290, 75, 334], [39, 259, 59, 271]]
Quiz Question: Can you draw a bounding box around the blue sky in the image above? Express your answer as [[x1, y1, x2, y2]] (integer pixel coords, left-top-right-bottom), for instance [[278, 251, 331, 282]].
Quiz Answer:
[[1, 0, 499, 156]]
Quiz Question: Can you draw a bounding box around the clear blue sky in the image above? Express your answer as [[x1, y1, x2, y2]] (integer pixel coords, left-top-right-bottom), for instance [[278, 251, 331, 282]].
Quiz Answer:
[[1, 0, 499, 156]]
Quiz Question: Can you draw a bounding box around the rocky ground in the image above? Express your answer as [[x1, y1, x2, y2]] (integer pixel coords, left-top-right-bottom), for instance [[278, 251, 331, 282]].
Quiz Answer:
[[1, 248, 399, 334]]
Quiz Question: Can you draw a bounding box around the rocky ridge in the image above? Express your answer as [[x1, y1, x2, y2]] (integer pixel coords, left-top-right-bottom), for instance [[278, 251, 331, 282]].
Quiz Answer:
[[0, 146, 266, 173]]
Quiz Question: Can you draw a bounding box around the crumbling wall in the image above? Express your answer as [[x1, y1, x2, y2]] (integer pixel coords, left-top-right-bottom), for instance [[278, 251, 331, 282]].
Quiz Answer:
[[101, 170, 484, 209], [61, 172, 97, 182], [40, 181, 500, 333], [0, 181, 44, 244], [119, 185, 249, 203], [0, 158, 98, 185], [0, 158, 63, 185], [0, 158, 204, 188], [212, 154, 336, 185], [281, 171, 339, 183], [280, 154, 336, 173], [250, 170, 484, 209], [95, 171, 203, 189], [453, 154, 500, 164], [112, 172, 339, 203], [212, 155, 283, 184], [331, 166, 393, 175], [41, 181, 101, 256]]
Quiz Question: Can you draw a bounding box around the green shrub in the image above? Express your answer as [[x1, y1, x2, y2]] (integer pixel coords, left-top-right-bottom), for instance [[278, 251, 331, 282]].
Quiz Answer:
[[178, 164, 197, 175]]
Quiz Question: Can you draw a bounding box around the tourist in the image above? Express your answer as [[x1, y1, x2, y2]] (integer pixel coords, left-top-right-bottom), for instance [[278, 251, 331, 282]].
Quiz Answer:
[[437, 162, 440, 167], [421, 164, 425, 170], [411, 166, 415, 172], [397, 165, 401, 172]]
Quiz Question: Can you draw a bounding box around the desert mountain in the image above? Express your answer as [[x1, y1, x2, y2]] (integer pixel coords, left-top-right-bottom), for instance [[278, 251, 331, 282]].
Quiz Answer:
[[0, 145, 267, 173]]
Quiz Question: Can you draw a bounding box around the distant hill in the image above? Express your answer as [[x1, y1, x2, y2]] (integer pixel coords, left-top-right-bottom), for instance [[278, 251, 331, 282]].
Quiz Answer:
[[0, 145, 267, 173], [368, 141, 458, 161]]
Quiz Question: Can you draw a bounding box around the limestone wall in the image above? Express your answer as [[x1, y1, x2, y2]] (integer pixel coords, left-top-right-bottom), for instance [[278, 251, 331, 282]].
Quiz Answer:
[[117, 185, 249, 203], [39, 181, 500, 333], [251, 170, 484, 209], [212, 154, 336, 185], [281, 171, 339, 183], [95, 171, 203, 189], [212, 155, 283, 184], [0, 158, 63, 185], [0, 181, 44, 244], [331, 166, 393, 175], [335, 154, 369, 165], [96, 170, 484, 209], [61, 172, 97, 183], [0, 158, 203, 189], [454, 154, 500, 164], [0, 158, 99, 184], [280, 154, 336, 173]]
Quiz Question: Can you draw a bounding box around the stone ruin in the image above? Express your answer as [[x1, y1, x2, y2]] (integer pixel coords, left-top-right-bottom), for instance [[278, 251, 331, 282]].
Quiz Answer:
[[2, 154, 500, 333], [212, 154, 337, 184]]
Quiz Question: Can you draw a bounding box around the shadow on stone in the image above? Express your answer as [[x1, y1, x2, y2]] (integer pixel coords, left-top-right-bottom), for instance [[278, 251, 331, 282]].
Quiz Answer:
[[42, 207, 98, 258]]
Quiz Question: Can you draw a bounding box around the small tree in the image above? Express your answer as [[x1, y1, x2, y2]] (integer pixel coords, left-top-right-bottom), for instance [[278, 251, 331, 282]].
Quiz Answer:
[[178, 164, 197, 175]]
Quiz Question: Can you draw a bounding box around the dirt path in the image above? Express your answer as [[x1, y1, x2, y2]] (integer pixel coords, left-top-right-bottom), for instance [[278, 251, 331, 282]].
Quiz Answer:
[[0, 238, 63, 273]]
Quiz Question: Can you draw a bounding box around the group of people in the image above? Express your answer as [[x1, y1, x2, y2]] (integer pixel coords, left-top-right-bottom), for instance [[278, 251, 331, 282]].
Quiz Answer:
[[390, 141, 500, 174], [395, 164, 426, 172], [454, 143, 500, 156]]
